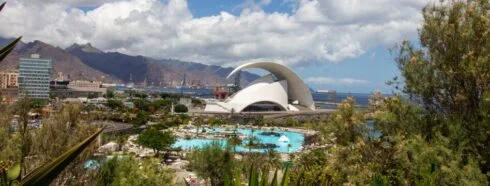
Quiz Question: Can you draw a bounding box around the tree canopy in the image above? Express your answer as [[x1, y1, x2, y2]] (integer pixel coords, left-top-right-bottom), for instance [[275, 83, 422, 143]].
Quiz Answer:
[[393, 0, 490, 175], [136, 128, 176, 156]]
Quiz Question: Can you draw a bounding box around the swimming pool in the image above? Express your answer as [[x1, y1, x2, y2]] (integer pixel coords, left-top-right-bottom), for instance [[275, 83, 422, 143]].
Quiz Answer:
[[172, 128, 305, 153]]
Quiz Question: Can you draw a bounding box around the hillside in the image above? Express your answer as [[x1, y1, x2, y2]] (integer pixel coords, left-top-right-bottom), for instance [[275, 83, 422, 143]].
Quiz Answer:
[[0, 38, 260, 86], [0, 39, 120, 82], [66, 43, 259, 86]]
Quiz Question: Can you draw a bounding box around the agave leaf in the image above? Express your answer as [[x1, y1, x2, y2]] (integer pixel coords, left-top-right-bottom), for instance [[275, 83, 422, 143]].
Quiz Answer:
[[223, 170, 232, 186], [0, 2, 5, 12], [260, 169, 269, 186], [234, 171, 242, 186], [0, 36, 22, 62], [279, 166, 289, 186], [20, 128, 103, 186], [249, 167, 259, 186], [295, 171, 304, 186], [270, 169, 278, 186], [7, 163, 20, 181]]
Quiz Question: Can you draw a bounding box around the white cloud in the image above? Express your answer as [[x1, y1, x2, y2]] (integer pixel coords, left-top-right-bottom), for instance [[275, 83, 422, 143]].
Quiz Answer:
[[0, 0, 427, 67], [236, 0, 272, 12], [306, 76, 370, 85]]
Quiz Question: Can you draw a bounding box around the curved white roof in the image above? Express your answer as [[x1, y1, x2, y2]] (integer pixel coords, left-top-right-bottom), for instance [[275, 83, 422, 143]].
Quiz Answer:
[[227, 76, 289, 112], [227, 62, 315, 110]]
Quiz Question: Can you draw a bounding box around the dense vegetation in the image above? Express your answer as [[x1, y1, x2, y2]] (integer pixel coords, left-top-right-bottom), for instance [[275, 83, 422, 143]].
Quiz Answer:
[[94, 156, 174, 186], [288, 1, 490, 185], [187, 1, 490, 185], [136, 127, 176, 156], [1, 1, 490, 185]]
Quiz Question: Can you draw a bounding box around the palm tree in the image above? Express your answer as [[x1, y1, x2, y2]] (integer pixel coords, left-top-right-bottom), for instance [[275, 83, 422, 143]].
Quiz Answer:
[[194, 116, 203, 136], [265, 147, 281, 170]]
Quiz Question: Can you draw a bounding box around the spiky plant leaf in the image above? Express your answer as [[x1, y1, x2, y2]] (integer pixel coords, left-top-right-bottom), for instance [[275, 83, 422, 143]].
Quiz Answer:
[[19, 128, 103, 186], [223, 170, 233, 186], [279, 166, 289, 186], [0, 2, 5, 12], [234, 171, 242, 186], [260, 169, 269, 186], [370, 174, 389, 186], [7, 163, 20, 181], [270, 169, 278, 186], [249, 167, 259, 186], [0, 36, 22, 62]]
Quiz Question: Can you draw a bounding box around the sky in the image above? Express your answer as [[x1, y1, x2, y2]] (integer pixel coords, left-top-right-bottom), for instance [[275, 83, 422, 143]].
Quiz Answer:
[[0, 0, 431, 93]]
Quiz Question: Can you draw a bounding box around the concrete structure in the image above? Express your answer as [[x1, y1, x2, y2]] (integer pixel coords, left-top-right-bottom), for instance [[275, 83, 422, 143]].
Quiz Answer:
[[0, 70, 19, 89], [50, 80, 107, 98], [0, 70, 19, 103], [19, 54, 52, 99], [68, 80, 107, 95], [205, 62, 314, 113]]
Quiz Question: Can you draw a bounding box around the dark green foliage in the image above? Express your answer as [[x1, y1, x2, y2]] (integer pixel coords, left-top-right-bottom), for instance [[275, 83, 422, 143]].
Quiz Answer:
[[94, 157, 117, 186], [191, 98, 205, 106], [105, 90, 114, 98], [209, 116, 227, 126], [174, 104, 188, 113], [373, 95, 425, 136], [136, 128, 175, 156], [94, 156, 174, 186], [393, 0, 490, 178], [186, 141, 235, 186], [154, 99, 173, 111], [160, 93, 187, 100], [132, 99, 152, 112], [132, 111, 149, 126], [29, 99, 46, 109], [106, 99, 124, 111], [133, 92, 148, 99]]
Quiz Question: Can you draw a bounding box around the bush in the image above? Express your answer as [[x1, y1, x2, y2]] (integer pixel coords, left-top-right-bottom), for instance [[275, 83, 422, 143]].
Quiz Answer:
[[174, 104, 188, 113], [132, 111, 149, 126]]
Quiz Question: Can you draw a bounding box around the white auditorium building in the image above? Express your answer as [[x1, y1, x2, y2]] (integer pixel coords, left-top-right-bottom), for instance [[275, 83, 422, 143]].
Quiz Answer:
[[204, 62, 315, 113]]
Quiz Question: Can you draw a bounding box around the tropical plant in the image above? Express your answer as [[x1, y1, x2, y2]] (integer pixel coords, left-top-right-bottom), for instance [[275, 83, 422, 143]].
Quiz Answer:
[[0, 2, 21, 63], [136, 128, 176, 156], [132, 111, 149, 126], [95, 156, 174, 186], [185, 141, 234, 185], [247, 166, 290, 186], [194, 116, 204, 136], [392, 0, 490, 176], [1, 128, 103, 185], [174, 104, 188, 113]]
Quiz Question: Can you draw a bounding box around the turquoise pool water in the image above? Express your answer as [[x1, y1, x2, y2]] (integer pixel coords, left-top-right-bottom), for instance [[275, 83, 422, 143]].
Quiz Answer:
[[172, 128, 304, 153]]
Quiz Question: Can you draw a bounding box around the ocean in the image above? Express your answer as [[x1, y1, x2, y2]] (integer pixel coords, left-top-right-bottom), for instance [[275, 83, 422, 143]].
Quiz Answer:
[[141, 87, 376, 106], [312, 92, 372, 105]]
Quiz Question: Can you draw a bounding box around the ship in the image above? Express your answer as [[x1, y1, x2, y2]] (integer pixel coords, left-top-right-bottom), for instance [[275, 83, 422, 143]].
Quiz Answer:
[[316, 89, 336, 93]]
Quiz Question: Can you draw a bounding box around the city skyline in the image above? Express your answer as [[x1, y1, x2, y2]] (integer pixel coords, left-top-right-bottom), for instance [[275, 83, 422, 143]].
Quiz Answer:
[[0, 0, 429, 93]]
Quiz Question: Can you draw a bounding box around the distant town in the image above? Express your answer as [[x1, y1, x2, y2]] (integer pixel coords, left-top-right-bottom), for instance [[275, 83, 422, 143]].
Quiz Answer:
[[0, 53, 345, 111]]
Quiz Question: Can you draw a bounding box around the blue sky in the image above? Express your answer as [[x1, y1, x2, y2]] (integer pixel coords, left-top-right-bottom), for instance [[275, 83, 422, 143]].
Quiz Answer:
[[0, 0, 427, 93], [186, 0, 407, 93]]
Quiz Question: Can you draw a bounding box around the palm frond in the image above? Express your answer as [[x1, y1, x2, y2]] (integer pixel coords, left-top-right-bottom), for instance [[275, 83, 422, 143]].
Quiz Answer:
[[0, 2, 6, 12], [0, 36, 22, 62], [19, 128, 104, 186]]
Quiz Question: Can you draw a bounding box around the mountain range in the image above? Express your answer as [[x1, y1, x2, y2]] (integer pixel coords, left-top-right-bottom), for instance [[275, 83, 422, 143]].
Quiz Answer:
[[0, 38, 259, 86]]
